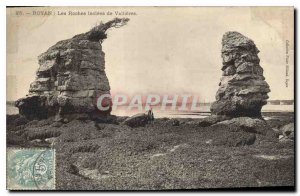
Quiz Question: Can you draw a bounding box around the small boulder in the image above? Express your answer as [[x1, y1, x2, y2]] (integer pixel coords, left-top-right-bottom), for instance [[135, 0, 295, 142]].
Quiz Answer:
[[123, 113, 150, 128], [280, 123, 294, 140], [214, 117, 272, 135]]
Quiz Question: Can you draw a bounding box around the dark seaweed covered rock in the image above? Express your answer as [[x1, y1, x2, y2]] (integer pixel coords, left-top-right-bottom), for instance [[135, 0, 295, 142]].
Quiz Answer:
[[6, 112, 294, 189], [209, 117, 277, 146], [123, 113, 151, 128], [214, 117, 272, 135]]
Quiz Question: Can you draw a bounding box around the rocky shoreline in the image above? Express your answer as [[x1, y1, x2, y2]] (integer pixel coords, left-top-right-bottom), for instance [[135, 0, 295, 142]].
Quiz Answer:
[[7, 21, 294, 190], [7, 112, 294, 190]]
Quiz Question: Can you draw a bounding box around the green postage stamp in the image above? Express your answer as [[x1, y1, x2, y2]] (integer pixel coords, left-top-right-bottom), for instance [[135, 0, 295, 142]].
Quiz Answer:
[[7, 148, 55, 190]]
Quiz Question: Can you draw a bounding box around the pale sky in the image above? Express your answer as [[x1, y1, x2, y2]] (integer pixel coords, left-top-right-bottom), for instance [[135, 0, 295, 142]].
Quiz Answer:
[[7, 7, 294, 102]]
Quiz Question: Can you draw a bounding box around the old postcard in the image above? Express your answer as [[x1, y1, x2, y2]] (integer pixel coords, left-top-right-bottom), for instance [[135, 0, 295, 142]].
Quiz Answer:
[[6, 6, 294, 190]]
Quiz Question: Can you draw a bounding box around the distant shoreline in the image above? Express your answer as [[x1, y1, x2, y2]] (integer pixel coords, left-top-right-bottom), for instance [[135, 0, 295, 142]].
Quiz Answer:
[[7, 104, 294, 119]]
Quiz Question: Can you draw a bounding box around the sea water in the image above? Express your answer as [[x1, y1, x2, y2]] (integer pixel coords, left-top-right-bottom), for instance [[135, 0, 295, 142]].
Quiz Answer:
[[7, 104, 294, 119]]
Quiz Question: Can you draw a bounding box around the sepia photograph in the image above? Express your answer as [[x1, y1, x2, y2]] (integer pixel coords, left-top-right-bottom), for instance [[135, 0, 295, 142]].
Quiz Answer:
[[5, 6, 295, 191]]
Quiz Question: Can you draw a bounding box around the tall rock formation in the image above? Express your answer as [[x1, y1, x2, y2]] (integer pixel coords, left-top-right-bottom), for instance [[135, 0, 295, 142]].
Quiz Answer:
[[15, 18, 129, 120], [210, 31, 270, 118]]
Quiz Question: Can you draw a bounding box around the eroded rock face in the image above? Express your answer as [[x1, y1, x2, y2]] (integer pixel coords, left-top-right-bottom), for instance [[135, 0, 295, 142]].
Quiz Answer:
[[210, 31, 270, 117], [15, 18, 129, 120]]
